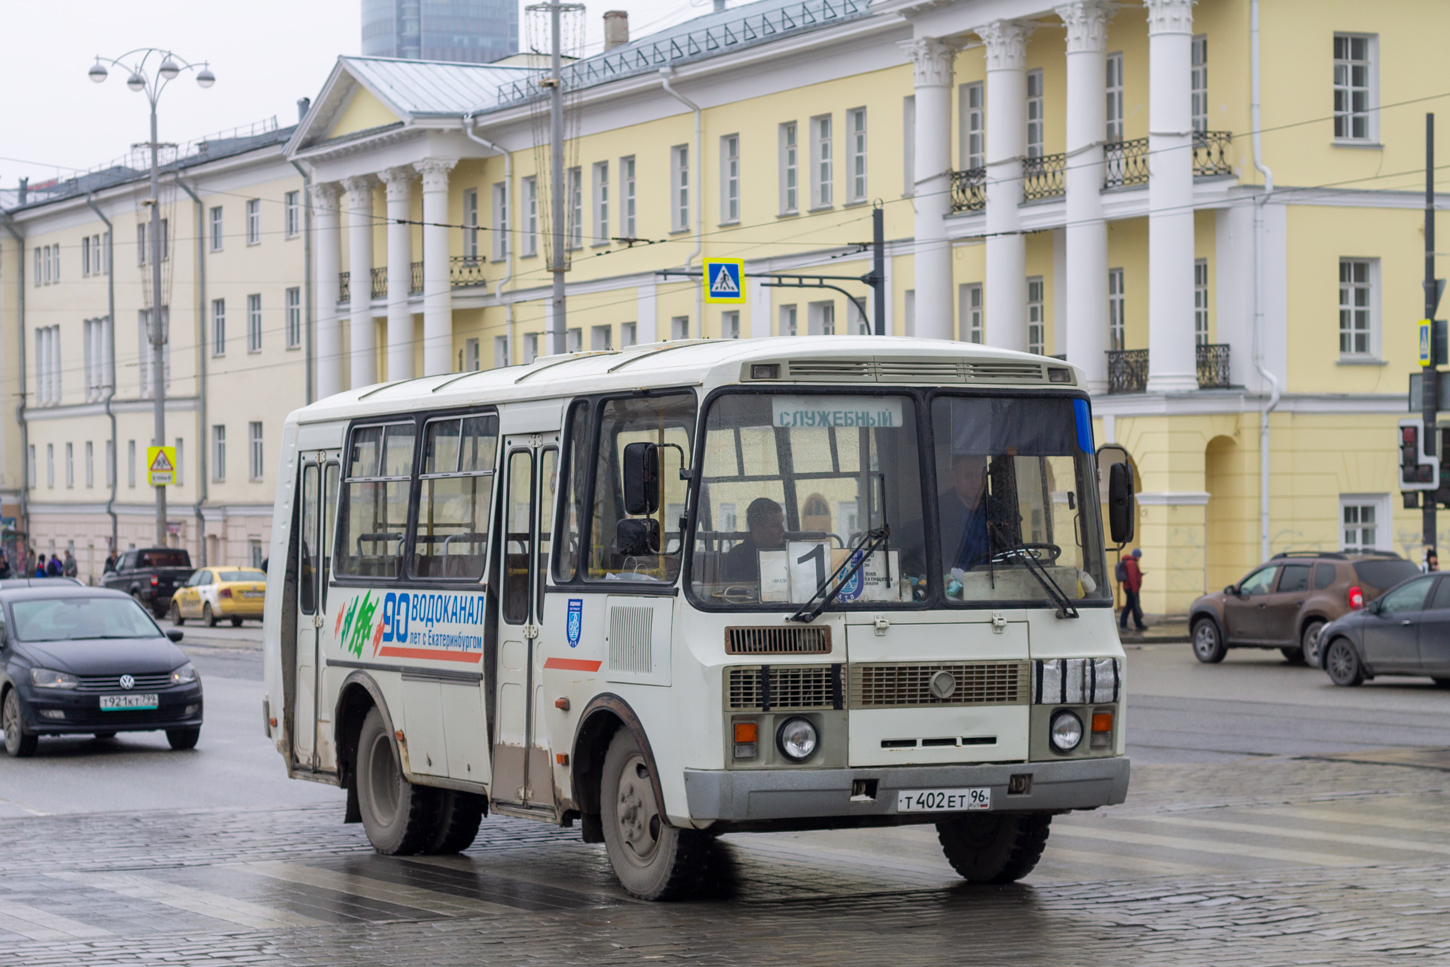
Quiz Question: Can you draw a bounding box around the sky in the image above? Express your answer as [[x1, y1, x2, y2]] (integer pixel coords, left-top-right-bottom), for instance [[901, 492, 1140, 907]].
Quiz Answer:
[[0, 0, 712, 190]]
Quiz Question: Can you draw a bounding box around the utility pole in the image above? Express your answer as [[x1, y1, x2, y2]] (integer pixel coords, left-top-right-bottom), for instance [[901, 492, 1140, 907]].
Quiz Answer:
[[1425, 113, 1439, 559], [871, 204, 886, 336], [547, 1, 567, 355]]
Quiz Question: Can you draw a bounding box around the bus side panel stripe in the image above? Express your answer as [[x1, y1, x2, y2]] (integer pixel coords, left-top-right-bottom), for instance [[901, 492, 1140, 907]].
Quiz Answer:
[[543, 657, 603, 671], [375, 646, 483, 664]]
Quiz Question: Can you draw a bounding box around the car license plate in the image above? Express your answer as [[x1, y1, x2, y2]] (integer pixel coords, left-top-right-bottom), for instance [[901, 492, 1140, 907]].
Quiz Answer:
[[99, 694, 159, 711], [897, 787, 991, 812]]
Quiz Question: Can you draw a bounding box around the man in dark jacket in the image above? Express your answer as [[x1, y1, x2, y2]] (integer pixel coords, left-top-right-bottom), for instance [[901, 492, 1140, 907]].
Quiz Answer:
[[46, 555, 63, 577], [1119, 548, 1146, 631]]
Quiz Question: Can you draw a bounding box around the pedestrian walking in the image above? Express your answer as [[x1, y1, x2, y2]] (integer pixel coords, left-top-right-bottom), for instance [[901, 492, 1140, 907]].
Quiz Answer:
[[25, 549, 36, 576], [45, 554, 63, 577], [1119, 548, 1147, 632], [0, 553, 11, 579], [104, 551, 118, 573], [34, 554, 47, 578], [1422, 548, 1438, 573], [63, 550, 78, 578]]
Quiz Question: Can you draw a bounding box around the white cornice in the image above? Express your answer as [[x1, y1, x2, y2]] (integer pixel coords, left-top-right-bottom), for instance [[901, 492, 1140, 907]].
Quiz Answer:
[[1136, 491, 1210, 506], [1091, 391, 1409, 417], [24, 398, 199, 422]]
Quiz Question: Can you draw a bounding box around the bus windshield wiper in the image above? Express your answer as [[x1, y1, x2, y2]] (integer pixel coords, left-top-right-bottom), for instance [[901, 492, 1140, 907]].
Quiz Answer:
[[788, 525, 891, 624], [987, 526, 1079, 619]]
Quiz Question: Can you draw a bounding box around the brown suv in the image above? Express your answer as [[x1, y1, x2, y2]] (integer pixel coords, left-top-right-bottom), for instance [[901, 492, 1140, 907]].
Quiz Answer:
[[1188, 552, 1421, 666]]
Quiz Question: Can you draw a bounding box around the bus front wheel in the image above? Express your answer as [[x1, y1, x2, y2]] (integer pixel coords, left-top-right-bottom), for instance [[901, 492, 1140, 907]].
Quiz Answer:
[[936, 812, 1052, 884], [600, 728, 708, 900], [356, 707, 438, 855]]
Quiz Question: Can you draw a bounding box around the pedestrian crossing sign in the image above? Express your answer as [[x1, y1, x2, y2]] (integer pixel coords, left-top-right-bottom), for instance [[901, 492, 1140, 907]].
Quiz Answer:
[[147, 446, 176, 487], [703, 258, 746, 304]]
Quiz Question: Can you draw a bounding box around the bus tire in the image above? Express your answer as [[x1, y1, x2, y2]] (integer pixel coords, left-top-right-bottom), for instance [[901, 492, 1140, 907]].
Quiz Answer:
[[425, 790, 486, 854], [356, 706, 439, 855], [600, 727, 707, 900], [936, 812, 1052, 884]]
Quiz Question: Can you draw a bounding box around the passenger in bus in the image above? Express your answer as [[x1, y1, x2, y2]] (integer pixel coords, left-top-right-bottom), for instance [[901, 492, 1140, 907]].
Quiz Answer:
[[939, 454, 1017, 572], [722, 497, 786, 582]]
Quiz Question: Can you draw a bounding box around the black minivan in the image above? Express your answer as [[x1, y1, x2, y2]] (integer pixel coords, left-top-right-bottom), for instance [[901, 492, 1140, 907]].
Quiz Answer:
[[0, 586, 203, 756]]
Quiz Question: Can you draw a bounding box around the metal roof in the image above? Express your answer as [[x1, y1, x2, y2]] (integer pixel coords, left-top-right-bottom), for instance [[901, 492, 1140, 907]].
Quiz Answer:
[[340, 55, 539, 117]]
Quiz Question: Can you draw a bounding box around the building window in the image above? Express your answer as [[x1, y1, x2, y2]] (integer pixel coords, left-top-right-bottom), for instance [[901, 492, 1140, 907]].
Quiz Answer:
[[780, 304, 798, 336], [567, 328, 582, 353], [1106, 53, 1124, 142], [106, 440, 114, 487], [49, 243, 59, 282], [620, 156, 636, 237], [86, 441, 94, 488], [463, 188, 479, 259], [671, 145, 690, 233], [723, 311, 740, 339], [720, 135, 740, 224], [1339, 258, 1375, 356], [494, 335, 510, 368], [1026, 70, 1045, 159], [210, 206, 224, 251], [524, 332, 539, 363], [249, 422, 264, 481], [82, 236, 91, 277], [620, 322, 637, 347], [1333, 34, 1375, 142], [591, 324, 612, 351], [1027, 276, 1045, 355], [1341, 495, 1388, 552], [212, 298, 226, 356], [174, 437, 184, 487], [959, 283, 983, 343], [491, 182, 509, 261], [65, 443, 74, 488], [593, 162, 610, 243], [127, 439, 136, 488], [567, 166, 582, 250], [212, 425, 226, 482], [1109, 268, 1125, 351], [247, 293, 262, 353], [35, 324, 60, 406], [903, 95, 915, 196], [1191, 36, 1208, 134], [847, 108, 867, 203], [671, 316, 690, 340], [286, 287, 302, 349], [46, 444, 54, 488], [246, 199, 261, 244], [27, 445, 35, 491], [522, 177, 538, 256], [809, 301, 835, 336], [285, 191, 301, 237], [1194, 259, 1209, 345], [811, 114, 833, 208], [82, 232, 107, 276], [780, 122, 798, 214], [83, 316, 112, 403], [961, 83, 984, 170]]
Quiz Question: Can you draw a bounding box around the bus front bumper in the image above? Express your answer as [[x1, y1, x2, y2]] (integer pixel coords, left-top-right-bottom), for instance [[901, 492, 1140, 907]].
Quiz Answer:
[[683, 757, 1129, 825]]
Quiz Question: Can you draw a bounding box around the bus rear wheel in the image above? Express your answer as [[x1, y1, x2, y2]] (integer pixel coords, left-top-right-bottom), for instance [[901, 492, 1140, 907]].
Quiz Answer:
[[936, 812, 1052, 884], [600, 728, 708, 900], [356, 707, 438, 855], [425, 790, 486, 854]]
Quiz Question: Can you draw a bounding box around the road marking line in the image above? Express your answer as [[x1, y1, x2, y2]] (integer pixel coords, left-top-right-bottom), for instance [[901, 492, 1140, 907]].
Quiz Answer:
[[1257, 804, 1450, 835], [0, 900, 112, 940], [233, 861, 518, 917], [48, 871, 325, 929], [1036, 847, 1207, 877], [1051, 824, 1363, 867], [1140, 814, 1450, 859]]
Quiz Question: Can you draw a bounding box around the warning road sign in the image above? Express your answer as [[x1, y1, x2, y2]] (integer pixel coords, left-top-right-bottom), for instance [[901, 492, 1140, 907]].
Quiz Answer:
[[703, 258, 746, 304], [147, 446, 176, 487]]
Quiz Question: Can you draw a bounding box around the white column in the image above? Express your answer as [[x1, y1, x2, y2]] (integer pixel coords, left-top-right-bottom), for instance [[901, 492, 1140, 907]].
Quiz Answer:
[[311, 183, 343, 399], [416, 158, 458, 376], [901, 38, 956, 341], [979, 20, 1029, 352], [343, 175, 377, 389], [1058, 1, 1111, 393], [378, 166, 415, 382], [1145, 0, 1197, 392]]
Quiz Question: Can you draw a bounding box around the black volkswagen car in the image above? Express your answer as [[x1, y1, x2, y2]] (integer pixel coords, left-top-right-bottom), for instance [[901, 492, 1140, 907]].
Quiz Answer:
[[0, 586, 203, 756], [1316, 571, 1450, 687]]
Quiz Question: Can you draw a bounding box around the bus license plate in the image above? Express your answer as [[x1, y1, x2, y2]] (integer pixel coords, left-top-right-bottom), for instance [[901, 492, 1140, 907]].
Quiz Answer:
[[897, 787, 991, 812], [100, 694, 158, 711]]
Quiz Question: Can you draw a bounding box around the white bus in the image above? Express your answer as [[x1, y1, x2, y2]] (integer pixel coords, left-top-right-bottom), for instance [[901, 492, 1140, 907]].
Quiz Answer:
[[263, 336, 1132, 899]]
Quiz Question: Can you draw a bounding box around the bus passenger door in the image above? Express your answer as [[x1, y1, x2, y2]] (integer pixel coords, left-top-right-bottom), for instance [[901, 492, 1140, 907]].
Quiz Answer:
[[493, 434, 558, 810], [294, 453, 339, 771]]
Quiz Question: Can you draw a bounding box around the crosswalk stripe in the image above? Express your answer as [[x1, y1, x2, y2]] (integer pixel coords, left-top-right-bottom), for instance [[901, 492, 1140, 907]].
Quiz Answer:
[[234, 861, 519, 917], [1037, 846, 1207, 877], [48, 872, 326, 929], [0, 900, 112, 941], [1139, 814, 1450, 859], [1259, 804, 1450, 834], [1051, 823, 1363, 867]]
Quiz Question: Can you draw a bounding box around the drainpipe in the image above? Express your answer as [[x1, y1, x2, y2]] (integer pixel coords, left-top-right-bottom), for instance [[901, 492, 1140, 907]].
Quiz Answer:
[[177, 178, 209, 566], [1251, 0, 1280, 561], [290, 160, 315, 402], [463, 114, 514, 363], [660, 68, 703, 336], [0, 212, 27, 558], [85, 194, 119, 559]]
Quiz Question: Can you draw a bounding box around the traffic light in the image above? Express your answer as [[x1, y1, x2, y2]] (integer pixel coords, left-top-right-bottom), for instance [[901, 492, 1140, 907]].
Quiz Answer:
[[1399, 417, 1439, 491]]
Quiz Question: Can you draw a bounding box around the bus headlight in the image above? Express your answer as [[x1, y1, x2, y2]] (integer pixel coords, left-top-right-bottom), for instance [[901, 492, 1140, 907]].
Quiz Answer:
[[776, 717, 818, 762], [1049, 710, 1083, 752]]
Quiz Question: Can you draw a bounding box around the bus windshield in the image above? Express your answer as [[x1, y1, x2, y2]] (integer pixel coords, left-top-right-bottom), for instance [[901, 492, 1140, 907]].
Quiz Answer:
[[689, 390, 1109, 610]]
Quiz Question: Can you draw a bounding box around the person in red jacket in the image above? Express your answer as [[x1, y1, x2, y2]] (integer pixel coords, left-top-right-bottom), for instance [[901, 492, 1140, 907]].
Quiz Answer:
[[1119, 548, 1146, 632]]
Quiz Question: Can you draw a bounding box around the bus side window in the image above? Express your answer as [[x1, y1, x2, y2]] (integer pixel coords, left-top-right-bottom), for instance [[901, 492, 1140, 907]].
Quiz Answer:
[[538, 448, 557, 616], [503, 449, 535, 624], [299, 463, 318, 614], [413, 414, 497, 580], [336, 423, 415, 579], [322, 461, 338, 610], [553, 400, 589, 583]]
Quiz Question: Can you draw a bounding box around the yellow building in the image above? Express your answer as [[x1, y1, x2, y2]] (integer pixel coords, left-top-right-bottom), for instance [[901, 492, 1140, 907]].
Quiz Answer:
[[3, 0, 1446, 611]]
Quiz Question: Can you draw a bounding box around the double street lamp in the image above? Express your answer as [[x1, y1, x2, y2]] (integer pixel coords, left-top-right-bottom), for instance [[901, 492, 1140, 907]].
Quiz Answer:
[[88, 50, 214, 546]]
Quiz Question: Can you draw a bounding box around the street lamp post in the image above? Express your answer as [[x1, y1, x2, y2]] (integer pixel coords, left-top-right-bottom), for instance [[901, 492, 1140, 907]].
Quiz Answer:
[[89, 50, 214, 547]]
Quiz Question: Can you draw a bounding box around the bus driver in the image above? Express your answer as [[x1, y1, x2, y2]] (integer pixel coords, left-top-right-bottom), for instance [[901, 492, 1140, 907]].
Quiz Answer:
[[939, 453, 1016, 572], [722, 497, 787, 582]]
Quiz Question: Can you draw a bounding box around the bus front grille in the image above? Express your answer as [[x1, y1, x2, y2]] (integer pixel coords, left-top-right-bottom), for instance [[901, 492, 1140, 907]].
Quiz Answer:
[[726, 626, 832, 655], [849, 662, 1029, 708], [726, 664, 842, 711]]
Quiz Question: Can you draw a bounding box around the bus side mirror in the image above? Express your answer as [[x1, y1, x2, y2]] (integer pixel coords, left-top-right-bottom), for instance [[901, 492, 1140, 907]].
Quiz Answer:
[[622, 442, 660, 515], [1107, 462, 1135, 545], [616, 517, 661, 556]]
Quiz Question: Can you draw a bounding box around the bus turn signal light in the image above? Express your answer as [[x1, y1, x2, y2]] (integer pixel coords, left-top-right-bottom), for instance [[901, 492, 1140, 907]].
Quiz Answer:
[[1091, 712, 1114, 733], [733, 721, 758, 760]]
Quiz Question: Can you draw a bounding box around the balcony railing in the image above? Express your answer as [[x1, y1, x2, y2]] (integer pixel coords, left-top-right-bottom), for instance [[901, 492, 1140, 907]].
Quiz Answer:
[[1022, 151, 1066, 201], [370, 266, 387, 300], [338, 271, 349, 303], [451, 256, 488, 288], [1104, 138, 1150, 190], [950, 167, 985, 213], [410, 261, 423, 294], [1106, 344, 1233, 394], [1192, 130, 1234, 177]]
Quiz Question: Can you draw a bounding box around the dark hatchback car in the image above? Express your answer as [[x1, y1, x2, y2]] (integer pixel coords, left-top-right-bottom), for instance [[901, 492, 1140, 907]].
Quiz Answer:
[[1188, 552, 1421, 666], [1318, 571, 1450, 687], [0, 586, 203, 757]]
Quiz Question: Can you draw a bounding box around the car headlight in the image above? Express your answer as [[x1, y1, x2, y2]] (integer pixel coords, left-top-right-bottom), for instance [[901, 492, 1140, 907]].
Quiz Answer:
[[776, 717, 818, 762], [1049, 710, 1083, 752], [170, 662, 198, 685], [30, 668, 79, 689]]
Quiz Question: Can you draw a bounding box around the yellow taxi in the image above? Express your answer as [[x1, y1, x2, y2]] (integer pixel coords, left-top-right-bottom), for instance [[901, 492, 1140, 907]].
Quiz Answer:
[[169, 567, 266, 627]]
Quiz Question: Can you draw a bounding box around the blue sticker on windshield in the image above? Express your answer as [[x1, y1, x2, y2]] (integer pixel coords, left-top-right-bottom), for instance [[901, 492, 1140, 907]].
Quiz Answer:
[[566, 599, 583, 647], [1073, 398, 1094, 453]]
